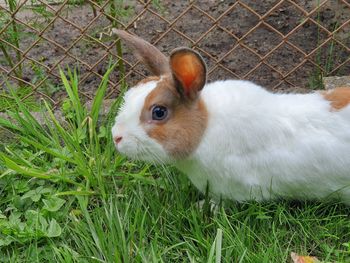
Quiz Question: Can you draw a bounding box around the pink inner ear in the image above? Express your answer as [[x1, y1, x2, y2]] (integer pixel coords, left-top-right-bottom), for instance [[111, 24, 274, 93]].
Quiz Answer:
[[181, 68, 196, 91], [171, 54, 199, 93]]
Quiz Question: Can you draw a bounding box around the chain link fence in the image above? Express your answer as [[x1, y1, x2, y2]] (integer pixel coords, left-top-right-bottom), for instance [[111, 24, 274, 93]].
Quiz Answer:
[[0, 0, 349, 108]]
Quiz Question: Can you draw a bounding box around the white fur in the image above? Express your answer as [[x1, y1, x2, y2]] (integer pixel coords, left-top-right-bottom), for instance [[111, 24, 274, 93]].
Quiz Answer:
[[113, 79, 350, 203], [176, 80, 350, 203], [112, 80, 169, 163]]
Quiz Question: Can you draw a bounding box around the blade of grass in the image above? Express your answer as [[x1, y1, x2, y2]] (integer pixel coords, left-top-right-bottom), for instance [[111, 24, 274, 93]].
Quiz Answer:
[[0, 114, 22, 132], [0, 153, 81, 186], [43, 101, 93, 184], [4, 146, 40, 167], [59, 68, 85, 125], [20, 136, 76, 164], [8, 86, 50, 138], [90, 62, 116, 129], [55, 190, 95, 196], [215, 228, 222, 263], [207, 228, 223, 263]]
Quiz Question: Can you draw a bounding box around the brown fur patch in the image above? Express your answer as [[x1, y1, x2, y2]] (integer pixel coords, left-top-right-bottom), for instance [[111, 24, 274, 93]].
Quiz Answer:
[[136, 76, 160, 86], [140, 75, 208, 159], [323, 87, 350, 111]]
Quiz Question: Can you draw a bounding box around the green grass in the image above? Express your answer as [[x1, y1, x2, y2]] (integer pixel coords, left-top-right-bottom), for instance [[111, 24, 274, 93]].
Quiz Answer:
[[0, 85, 38, 111], [307, 1, 343, 90], [1, 67, 350, 262]]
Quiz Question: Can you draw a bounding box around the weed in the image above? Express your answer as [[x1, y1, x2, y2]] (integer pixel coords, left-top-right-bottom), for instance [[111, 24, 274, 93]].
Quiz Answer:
[[308, 23, 339, 90], [308, 1, 342, 90]]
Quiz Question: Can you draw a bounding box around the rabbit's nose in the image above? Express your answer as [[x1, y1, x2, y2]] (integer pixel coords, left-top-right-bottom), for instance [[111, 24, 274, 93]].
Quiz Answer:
[[114, 136, 123, 144]]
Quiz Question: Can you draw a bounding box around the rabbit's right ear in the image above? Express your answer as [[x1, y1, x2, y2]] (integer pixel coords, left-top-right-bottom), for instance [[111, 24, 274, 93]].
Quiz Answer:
[[112, 29, 170, 76], [170, 48, 207, 101]]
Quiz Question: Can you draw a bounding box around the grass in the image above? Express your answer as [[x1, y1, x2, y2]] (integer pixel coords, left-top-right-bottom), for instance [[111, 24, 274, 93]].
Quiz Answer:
[[308, 23, 339, 90], [0, 67, 350, 262], [0, 0, 23, 80], [307, 0, 344, 90], [0, 85, 38, 111]]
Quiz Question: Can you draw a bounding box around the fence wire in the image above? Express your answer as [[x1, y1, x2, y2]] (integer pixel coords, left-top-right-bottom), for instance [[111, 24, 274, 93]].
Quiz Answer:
[[0, 0, 349, 107]]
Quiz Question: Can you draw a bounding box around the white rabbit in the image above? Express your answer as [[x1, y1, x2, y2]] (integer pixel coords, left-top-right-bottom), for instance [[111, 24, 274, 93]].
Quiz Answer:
[[111, 29, 350, 203]]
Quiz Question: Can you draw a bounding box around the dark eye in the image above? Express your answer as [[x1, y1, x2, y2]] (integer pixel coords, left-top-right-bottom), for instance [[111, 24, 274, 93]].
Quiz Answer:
[[152, 105, 168, 121]]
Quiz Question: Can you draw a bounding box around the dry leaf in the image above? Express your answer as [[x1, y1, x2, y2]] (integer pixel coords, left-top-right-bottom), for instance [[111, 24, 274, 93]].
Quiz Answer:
[[291, 252, 321, 263]]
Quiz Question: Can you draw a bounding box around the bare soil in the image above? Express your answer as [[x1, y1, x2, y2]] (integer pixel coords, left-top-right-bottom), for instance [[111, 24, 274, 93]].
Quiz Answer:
[[1, 0, 349, 103]]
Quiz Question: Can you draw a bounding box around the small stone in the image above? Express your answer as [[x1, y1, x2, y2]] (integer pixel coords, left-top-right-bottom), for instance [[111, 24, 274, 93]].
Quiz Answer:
[[323, 76, 350, 90]]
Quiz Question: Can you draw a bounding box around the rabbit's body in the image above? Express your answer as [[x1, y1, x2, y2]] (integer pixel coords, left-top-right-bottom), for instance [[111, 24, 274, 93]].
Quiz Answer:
[[112, 30, 350, 203], [176, 80, 350, 202]]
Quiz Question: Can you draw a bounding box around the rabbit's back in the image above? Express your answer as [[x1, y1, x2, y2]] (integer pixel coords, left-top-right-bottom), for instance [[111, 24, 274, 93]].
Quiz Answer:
[[176, 81, 350, 202]]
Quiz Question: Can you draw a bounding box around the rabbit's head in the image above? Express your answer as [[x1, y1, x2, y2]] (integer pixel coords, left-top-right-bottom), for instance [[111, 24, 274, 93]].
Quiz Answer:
[[111, 30, 208, 163]]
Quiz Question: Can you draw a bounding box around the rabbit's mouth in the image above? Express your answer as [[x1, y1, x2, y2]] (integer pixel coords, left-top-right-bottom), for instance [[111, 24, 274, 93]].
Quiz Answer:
[[114, 134, 170, 164]]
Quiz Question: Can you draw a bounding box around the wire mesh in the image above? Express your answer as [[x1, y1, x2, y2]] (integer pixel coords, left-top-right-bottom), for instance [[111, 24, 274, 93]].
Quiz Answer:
[[0, 0, 349, 107]]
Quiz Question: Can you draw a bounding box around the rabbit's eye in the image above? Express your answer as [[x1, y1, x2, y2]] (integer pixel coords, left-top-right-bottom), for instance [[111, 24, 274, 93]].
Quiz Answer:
[[152, 105, 168, 121]]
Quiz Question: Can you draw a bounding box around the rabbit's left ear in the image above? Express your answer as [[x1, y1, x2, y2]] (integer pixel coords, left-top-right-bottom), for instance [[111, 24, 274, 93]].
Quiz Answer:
[[170, 48, 207, 101], [112, 29, 170, 76]]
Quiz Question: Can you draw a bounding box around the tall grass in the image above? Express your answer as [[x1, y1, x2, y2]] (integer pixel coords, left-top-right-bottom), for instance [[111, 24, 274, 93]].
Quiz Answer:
[[1, 65, 121, 195]]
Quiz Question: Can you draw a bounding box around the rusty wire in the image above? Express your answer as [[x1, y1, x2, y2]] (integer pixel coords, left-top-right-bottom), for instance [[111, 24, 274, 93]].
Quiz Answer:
[[0, 0, 349, 107]]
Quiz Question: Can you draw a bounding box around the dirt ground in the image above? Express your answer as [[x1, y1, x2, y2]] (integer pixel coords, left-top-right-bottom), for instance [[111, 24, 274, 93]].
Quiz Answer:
[[1, 0, 349, 102]]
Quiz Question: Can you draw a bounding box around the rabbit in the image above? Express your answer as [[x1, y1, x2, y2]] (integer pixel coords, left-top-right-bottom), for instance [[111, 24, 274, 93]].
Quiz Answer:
[[111, 29, 350, 203]]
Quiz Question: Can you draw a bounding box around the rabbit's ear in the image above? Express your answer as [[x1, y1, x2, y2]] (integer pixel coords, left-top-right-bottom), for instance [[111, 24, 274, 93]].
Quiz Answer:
[[170, 48, 207, 101], [112, 29, 170, 76]]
